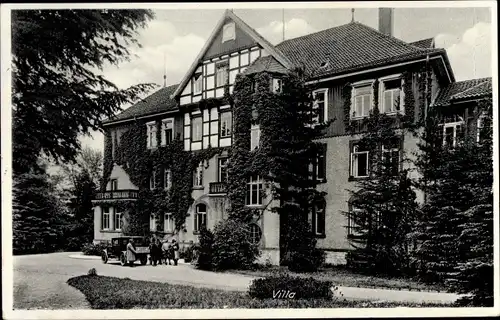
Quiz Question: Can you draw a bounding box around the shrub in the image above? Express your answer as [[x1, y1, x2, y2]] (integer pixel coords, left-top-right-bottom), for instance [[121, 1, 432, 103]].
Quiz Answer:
[[87, 268, 97, 276], [287, 247, 326, 272], [82, 243, 105, 256], [194, 226, 215, 270], [211, 220, 260, 271], [180, 245, 194, 263], [248, 274, 333, 300]]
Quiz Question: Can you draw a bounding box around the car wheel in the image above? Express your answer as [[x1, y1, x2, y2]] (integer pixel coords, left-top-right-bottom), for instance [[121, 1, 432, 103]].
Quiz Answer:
[[140, 256, 147, 265], [120, 253, 127, 266], [101, 251, 108, 264]]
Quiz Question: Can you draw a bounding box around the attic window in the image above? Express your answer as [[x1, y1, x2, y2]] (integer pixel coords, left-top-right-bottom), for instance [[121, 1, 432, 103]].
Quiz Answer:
[[222, 22, 236, 43], [319, 61, 329, 68]]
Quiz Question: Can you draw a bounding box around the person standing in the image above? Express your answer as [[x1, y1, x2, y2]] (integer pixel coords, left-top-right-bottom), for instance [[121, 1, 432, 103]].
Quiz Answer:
[[150, 239, 159, 266], [172, 239, 180, 266], [161, 239, 170, 265], [126, 238, 136, 267]]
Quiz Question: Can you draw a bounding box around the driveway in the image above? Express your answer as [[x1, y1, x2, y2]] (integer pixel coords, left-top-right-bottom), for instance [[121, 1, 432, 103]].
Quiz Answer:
[[12, 252, 460, 310], [13, 252, 255, 310]]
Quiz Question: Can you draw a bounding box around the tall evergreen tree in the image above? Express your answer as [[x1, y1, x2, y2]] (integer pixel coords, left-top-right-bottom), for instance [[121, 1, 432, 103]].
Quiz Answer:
[[413, 105, 482, 284], [13, 165, 68, 254], [446, 98, 493, 306], [346, 81, 418, 276]]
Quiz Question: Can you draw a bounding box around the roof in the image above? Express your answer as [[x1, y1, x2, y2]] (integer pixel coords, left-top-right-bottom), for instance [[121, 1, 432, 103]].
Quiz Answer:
[[243, 55, 289, 75], [410, 38, 435, 49], [432, 77, 492, 107], [103, 84, 178, 125], [172, 9, 293, 98], [274, 22, 448, 80]]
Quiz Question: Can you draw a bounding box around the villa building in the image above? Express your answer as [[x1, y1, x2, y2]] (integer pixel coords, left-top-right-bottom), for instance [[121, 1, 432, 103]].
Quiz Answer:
[[92, 8, 492, 265]]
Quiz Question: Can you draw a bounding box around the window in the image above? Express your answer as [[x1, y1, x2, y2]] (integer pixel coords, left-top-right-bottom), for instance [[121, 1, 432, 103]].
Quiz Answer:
[[193, 162, 204, 187], [146, 122, 157, 148], [246, 175, 263, 206], [272, 78, 282, 93], [110, 179, 118, 191], [240, 53, 249, 66], [440, 115, 465, 148], [222, 22, 236, 42], [194, 203, 207, 232], [381, 78, 402, 114], [102, 207, 110, 230], [312, 201, 326, 236], [161, 119, 174, 146], [191, 116, 202, 142], [351, 144, 369, 178], [150, 171, 156, 190], [352, 84, 372, 119], [164, 212, 174, 233], [309, 145, 327, 182], [382, 141, 400, 176], [313, 89, 328, 124], [347, 205, 364, 238], [229, 55, 239, 70], [114, 211, 122, 231], [249, 224, 262, 244], [193, 73, 202, 94], [150, 214, 157, 232], [250, 124, 261, 151], [477, 112, 492, 143], [216, 62, 229, 87], [218, 157, 229, 182], [164, 169, 172, 190], [220, 111, 232, 138]]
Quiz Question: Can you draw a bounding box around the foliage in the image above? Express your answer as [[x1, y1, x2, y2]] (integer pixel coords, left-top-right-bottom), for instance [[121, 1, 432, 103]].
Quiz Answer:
[[230, 69, 328, 272], [211, 220, 260, 270], [12, 9, 156, 174], [248, 274, 333, 300], [87, 268, 98, 276], [193, 226, 215, 270], [445, 98, 494, 306], [345, 80, 418, 276], [82, 243, 106, 256], [13, 169, 68, 254], [103, 122, 222, 234], [179, 245, 194, 263], [67, 275, 450, 309]]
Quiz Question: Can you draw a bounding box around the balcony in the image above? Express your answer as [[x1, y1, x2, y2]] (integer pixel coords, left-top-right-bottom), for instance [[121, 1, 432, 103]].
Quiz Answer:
[[94, 189, 139, 201], [209, 182, 227, 195]]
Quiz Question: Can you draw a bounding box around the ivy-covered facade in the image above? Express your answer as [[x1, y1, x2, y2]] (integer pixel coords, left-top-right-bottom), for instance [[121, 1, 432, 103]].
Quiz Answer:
[[92, 9, 491, 266]]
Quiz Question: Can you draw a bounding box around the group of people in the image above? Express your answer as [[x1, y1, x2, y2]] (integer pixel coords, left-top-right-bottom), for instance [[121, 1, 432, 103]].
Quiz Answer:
[[125, 237, 180, 267], [149, 238, 180, 266]]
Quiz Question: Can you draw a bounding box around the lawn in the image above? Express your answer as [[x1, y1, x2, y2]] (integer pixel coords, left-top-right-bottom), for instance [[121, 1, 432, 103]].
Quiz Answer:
[[226, 266, 447, 292], [67, 275, 451, 309]]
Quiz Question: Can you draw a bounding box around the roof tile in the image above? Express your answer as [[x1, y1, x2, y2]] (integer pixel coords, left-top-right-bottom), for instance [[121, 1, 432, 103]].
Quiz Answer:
[[433, 78, 492, 107], [103, 84, 178, 124]]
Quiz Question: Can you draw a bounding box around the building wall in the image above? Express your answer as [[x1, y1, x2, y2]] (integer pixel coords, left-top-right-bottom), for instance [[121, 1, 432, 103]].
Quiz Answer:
[[106, 164, 138, 191]]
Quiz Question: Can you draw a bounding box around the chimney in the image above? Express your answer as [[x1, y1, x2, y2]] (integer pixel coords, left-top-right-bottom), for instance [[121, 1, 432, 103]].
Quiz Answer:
[[378, 8, 394, 37]]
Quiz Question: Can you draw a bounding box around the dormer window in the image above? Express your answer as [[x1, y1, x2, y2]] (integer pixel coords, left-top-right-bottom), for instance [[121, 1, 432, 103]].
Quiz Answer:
[[222, 22, 236, 42]]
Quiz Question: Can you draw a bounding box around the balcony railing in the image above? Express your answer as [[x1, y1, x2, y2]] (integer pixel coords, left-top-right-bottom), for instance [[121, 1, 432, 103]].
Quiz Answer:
[[209, 182, 227, 195], [95, 189, 139, 200]]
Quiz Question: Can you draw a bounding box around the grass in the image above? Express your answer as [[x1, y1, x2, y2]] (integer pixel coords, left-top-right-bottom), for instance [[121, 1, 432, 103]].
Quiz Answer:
[[226, 265, 447, 292], [67, 275, 452, 309]]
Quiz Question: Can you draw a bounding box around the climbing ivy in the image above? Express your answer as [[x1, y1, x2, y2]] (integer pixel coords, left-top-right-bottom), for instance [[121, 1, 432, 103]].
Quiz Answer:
[[101, 116, 223, 236]]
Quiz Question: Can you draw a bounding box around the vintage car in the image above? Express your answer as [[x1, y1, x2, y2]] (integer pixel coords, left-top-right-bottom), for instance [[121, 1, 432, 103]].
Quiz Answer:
[[101, 236, 150, 266]]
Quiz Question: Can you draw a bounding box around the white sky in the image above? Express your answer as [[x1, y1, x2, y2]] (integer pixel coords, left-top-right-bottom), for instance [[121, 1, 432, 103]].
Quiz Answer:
[[80, 6, 493, 152]]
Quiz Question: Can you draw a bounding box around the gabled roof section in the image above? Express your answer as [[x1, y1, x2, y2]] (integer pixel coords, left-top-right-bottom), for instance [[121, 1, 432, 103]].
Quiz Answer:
[[410, 37, 435, 49], [432, 77, 492, 107], [103, 84, 178, 125], [172, 9, 293, 98], [275, 21, 451, 81], [243, 55, 289, 75]]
